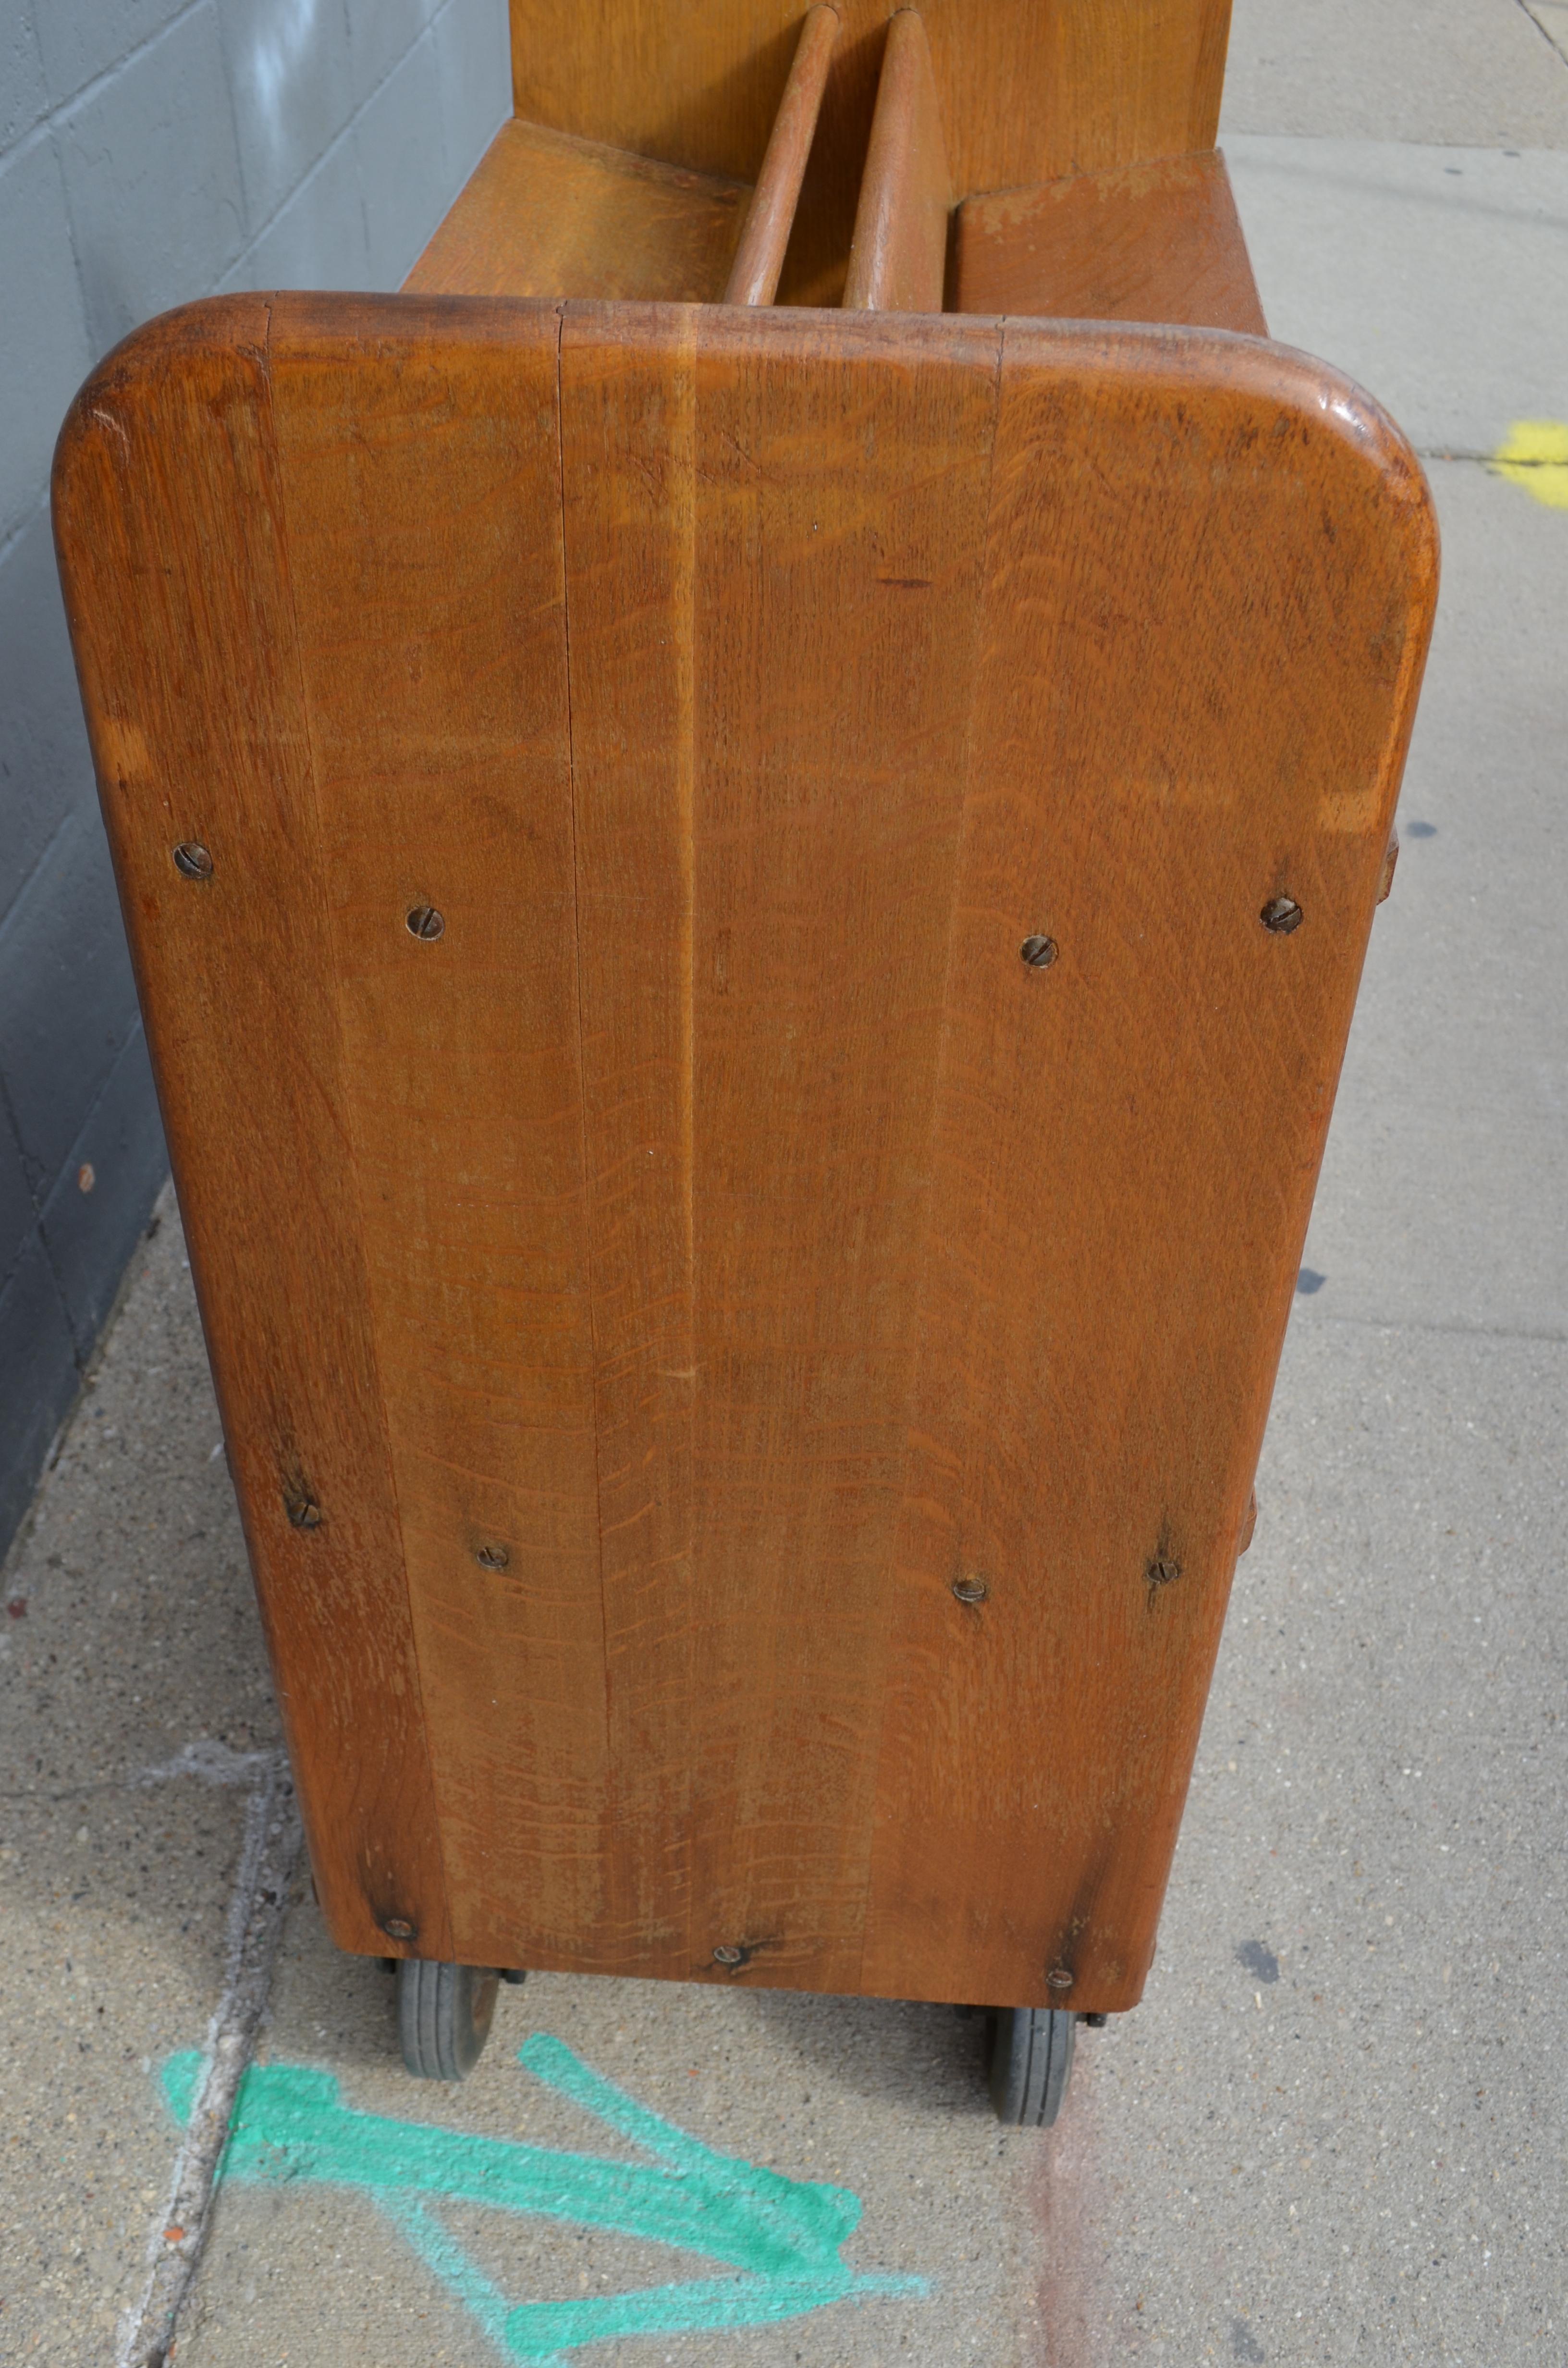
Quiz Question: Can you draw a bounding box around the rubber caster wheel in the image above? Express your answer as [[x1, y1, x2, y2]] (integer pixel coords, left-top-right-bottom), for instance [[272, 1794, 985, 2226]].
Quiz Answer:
[[985, 2005, 1077, 2126], [396, 1960, 500, 2080]]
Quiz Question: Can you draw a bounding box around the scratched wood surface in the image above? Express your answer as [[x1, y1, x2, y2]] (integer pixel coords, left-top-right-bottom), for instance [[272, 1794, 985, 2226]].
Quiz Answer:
[[556, 304, 1001, 1985], [952, 149, 1266, 333], [508, 0, 1234, 303], [50, 303, 454, 1963], [55, 298, 1436, 2006], [259, 300, 614, 1972], [404, 117, 750, 302], [860, 322, 1435, 2005]]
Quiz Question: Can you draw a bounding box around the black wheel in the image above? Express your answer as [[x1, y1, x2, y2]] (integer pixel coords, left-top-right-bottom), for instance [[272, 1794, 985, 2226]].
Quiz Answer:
[[985, 2005, 1077, 2126], [396, 1960, 500, 2080]]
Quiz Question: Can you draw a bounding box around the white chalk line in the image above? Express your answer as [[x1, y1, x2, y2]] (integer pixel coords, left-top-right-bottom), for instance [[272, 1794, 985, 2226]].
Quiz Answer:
[[113, 1749, 304, 2368]]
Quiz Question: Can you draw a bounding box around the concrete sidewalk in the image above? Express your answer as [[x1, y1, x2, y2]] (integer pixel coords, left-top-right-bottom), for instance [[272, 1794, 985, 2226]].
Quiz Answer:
[[3, 4, 1565, 2363]]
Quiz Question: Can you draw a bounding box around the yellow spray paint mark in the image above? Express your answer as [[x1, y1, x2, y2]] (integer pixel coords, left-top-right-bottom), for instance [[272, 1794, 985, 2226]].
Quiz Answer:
[[1491, 420, 1568, 510]]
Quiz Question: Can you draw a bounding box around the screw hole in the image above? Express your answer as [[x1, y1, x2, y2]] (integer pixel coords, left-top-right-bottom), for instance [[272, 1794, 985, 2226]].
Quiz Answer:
[[1020, 934, 1057, 968], [1260, 897, 1303, 935], [406, 905, 445, 941]]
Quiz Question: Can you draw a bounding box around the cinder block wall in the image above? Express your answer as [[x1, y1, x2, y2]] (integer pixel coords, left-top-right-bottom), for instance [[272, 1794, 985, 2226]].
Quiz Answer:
[[0, 0, 510, 1557]]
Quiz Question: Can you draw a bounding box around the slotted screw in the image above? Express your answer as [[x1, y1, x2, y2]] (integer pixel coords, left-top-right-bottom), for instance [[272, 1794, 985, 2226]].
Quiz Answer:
[[406, 905, 445, 941], [1260, 897, 1303, 935], [173, 842, 213, 879], [1020, 934, 1058, 968], [951, 1575, 989, 1606]]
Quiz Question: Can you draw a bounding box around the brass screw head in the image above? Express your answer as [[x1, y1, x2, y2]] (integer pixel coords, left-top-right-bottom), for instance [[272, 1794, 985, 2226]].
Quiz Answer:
[[1261, 897, 1304, 934], [1019, 934, 1058, 968], [173, 842, 214, 879], [406, 904, 445, 940], [951, 1575, 989, 1606]]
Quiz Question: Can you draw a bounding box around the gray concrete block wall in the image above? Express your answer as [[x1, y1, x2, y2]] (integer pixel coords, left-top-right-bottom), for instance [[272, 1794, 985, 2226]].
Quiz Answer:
[[0, 0, 511, 1557]]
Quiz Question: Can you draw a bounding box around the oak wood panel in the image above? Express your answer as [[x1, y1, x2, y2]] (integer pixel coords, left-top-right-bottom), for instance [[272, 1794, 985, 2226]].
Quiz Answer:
[[726, 4, 840, 304], [861, 324, 1437, 2009], [260, 297, 612, 1973], [556, 302, 1001, 1986], [57, 298, 1435, 2006], [842, 9, 950, 312], [507, 0, 1235, 305], [51, 303, 454, 1962], [952, 149, 1266, 333], [404, 117, 751, 302]]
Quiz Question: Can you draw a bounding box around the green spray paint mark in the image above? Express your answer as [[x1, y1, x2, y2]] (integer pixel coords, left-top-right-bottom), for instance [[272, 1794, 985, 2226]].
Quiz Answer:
[[161, 2033, 926, 2361]]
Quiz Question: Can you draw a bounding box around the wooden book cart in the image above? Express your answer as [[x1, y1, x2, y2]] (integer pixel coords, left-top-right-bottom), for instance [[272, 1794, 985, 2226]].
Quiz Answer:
[[54, 0, 1436, 2120]]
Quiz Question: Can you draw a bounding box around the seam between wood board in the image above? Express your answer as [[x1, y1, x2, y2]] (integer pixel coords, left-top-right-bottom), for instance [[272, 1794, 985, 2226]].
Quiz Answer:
[[554, 305, 615, 1957], [854, 315, 1006, 1999], [257, 301, 457, 1955]]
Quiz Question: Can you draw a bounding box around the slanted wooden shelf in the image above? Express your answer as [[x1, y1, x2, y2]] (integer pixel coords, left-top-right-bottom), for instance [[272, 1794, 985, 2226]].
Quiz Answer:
[[54, 0, 1436, 2099], [952, 149, 1266, 331], [404, 118, 753, 302]]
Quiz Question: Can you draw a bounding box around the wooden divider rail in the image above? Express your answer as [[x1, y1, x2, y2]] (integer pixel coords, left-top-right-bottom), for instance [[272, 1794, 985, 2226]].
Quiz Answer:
[[53, 0, 1435, 2112], [726, 5, 841, 304], [842, 10, 950, 311]]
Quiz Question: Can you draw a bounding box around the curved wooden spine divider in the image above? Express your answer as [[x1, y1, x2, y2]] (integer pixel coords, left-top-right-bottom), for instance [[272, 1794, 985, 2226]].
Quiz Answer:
[[842, 7, 951, 312], [724, 5, 840, 305]]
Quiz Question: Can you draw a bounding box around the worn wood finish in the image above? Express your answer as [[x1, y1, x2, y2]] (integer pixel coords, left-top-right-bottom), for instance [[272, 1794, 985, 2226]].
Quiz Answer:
[[843, 9, 951, 312], [55, 299, 1436, 2007], [257, 298, 614, 1973], [725, 4, 840, 304], [556, 302, 1000, 1986], [404, 117, 750, 302], [953, 149, 1266, 333], [50, 303, 454, 1964], [860, 323, 1435, 2006], [508, 0, 1234, 304]]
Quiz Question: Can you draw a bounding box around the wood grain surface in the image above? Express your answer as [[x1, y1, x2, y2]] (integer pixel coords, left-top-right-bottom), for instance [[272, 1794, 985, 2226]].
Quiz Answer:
[[404, 117, 750, 301], [508, 0, 1235, 304], [842, 8, 951, 311], [860, 323, 1434, 2005], [726, 4, 840, 304], [55, 297, 1436, 2006], [953, 148, 1266, 333], [51, 303, 454, 1962]]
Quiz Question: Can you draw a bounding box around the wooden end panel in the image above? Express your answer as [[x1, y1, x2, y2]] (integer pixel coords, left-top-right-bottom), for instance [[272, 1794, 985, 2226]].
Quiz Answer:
[[51, 303, 453, 1962], [557, 304, 1001, 1989], [258, 297, 612, 1974], [404, 118, 751, 301], [726, 5, 840, 305], [861, 330, 1438, 2010], [843, 10, 951, 312], [952, 150, 1266, 333]]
